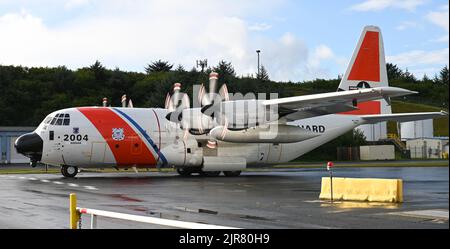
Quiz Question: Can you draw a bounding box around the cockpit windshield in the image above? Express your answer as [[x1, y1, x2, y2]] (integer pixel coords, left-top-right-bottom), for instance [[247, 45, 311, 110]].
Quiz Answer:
[[46, 113, 70, 126]]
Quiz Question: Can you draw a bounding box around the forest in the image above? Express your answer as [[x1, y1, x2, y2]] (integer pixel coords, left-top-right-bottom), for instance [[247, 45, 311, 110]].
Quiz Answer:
[[1, 60, 447, 126]]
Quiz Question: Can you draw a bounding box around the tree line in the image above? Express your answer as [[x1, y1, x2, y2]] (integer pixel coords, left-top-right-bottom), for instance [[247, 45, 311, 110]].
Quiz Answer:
[[0, 60, 447, 128]]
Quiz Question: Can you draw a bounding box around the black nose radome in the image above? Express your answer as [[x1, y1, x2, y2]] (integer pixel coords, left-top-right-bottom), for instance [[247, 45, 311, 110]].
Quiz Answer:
[[15, 132, 43, 161]]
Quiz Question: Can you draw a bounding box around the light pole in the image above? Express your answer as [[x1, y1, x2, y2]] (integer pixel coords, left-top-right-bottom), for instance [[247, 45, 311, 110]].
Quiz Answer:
[[256, 50, 261, 78]]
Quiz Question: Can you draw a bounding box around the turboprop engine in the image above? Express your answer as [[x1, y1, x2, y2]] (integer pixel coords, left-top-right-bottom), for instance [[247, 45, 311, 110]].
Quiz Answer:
[[209, 124, 320, 143]]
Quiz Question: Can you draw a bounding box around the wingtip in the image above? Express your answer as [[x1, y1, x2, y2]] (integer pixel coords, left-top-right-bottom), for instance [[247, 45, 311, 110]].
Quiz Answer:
[[377, 86, 417, 96], [441, 110, 449, 116]]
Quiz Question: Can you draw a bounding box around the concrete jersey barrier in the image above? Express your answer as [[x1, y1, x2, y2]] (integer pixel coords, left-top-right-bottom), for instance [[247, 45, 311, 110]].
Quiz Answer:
[[319, 177, 403, 203]]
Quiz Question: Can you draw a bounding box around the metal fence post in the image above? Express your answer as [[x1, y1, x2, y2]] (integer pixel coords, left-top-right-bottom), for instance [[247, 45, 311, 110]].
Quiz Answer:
[[327, 162, 334, 203], [70, 193, 78, 229], [91, 214, 97, 229]]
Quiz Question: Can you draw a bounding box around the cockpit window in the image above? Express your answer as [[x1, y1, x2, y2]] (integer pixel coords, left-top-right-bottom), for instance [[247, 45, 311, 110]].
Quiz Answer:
[[49, 113, 70, 126], [50, 114, 58, 125], [44, 116, 52, 124], [63, 114, 70, 126], [56, 115, 63, 125]]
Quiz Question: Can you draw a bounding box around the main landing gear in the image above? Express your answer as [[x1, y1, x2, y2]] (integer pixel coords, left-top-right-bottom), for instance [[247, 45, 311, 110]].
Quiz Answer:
[[176, 168, 241, 177], [61, 165, 78, 178]]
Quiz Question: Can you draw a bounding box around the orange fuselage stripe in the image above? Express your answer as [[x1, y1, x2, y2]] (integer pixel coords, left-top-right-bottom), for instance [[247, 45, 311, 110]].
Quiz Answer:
[[78, 107, 157, 167]]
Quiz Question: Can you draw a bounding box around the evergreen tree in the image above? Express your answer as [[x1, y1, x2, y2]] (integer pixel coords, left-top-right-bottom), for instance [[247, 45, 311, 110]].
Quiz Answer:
[[212, 60, 236, 77], [257, 65, 270, 81], [145, 60, 173, 74], [89, 60, 106, 80], [175, 64, 186, 72], [401, 68, 417, 82], [439, 65, 449, 85], [386, 63, 402, 81]]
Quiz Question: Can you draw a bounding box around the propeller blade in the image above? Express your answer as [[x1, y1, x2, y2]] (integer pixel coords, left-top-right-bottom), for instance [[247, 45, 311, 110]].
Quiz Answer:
[[164, 92, 171, 109], [181, 93, 190, 109], [209, 72, 219, 96], [169, 83, 182, 112], [121, 94, 127, 108], [198, 84, 206, 106], [207, 72, 219, 106], [206, 140, 217, 149], [219, 84, 229, 101]]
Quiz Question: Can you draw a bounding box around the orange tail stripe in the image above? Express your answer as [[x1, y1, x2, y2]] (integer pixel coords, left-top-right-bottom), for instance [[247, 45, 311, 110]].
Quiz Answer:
[[348, 31, 380, 82], [339, 101, 381, 115]]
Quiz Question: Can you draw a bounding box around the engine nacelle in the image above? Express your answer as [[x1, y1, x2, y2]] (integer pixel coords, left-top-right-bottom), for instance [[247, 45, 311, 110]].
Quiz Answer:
[[181, 107, 217, 134], [210, 124, 319, 143], [219, 100, 279, 129], [202, 156, 246, 172]]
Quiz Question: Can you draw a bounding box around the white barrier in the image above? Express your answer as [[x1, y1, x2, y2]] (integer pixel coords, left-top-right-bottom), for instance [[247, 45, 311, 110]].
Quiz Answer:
[[77, 207, 240, 229]]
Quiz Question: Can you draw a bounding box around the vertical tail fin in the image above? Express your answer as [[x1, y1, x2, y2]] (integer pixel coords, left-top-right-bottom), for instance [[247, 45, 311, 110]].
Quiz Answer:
[[338, 25, 388, 91], [338, 26, 391, 141]]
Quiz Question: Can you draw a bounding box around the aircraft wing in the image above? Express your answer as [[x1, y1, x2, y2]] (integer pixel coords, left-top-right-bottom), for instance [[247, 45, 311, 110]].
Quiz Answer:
[[262, 87, 417, 121], [360, 111, 448, 124]]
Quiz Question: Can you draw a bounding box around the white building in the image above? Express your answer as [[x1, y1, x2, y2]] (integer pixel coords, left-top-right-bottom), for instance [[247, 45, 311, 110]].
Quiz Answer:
[[400, 119, 434, 141], [406, 137, 449, 159], [360, 145, 395, 160], [0, 127, 36, 164]]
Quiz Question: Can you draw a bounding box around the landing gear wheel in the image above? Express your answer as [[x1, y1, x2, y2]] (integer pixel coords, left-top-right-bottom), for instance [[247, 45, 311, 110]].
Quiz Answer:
[[61, 165, 78, 178], [177, 168, 192, 176], [199, 171, 221, 177], [223, 171, 241, 177], [30, 160, 37, 168]]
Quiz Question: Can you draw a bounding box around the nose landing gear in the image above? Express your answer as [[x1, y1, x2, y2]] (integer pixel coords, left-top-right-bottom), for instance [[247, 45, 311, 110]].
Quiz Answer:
[[61, 165, 78, 178], [30, 160, 37, 168]]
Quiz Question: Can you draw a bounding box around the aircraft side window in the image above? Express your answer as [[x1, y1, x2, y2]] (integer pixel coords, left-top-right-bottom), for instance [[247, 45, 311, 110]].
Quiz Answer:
[[50, 114, 60, 125], [63, 114, 70, 126], [56, 114, 64, 125], [44, 117, 52, 124]]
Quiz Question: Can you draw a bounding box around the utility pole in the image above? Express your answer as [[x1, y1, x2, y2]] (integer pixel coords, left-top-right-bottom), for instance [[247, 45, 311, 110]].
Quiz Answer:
[[256, 50, 261, 78]]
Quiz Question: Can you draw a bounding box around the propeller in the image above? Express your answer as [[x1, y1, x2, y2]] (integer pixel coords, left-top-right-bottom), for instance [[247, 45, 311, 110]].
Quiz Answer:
[[165, 83, 191, 140], [121, 94, 134, 108], [198, 72, 230, 149], [163, 73, 230, 148]]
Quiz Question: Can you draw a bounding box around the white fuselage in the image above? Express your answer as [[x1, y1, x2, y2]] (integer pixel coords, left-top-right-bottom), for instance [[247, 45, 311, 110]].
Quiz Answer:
[[33, 107, 363, 170]]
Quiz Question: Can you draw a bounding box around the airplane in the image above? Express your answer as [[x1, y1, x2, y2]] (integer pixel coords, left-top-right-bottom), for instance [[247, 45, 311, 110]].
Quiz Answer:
[[14, 26, 448, 178]]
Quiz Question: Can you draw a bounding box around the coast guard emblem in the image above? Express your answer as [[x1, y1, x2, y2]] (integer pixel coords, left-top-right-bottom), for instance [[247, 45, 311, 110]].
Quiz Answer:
[[112, 128, 125, 141]]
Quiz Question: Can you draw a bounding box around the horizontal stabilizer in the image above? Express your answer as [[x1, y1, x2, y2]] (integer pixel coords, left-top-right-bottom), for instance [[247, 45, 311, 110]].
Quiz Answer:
[[360, 111, 448, 124]]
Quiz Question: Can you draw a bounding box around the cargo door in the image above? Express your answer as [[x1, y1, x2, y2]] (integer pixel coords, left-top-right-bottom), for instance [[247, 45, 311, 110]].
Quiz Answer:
[[90, 142, 106, 164], [267, 143, 282, 163]]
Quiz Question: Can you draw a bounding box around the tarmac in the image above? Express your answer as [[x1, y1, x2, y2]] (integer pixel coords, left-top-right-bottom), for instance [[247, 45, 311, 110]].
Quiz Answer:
[[0, 166, 448, 229]]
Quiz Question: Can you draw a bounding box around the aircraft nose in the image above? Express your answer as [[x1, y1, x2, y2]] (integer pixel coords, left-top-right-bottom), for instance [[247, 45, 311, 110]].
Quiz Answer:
[[14, 132, 43, 161]]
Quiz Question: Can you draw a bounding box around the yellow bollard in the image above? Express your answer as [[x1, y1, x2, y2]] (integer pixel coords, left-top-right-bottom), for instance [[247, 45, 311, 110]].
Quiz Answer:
[[70, 193, 79, 229]]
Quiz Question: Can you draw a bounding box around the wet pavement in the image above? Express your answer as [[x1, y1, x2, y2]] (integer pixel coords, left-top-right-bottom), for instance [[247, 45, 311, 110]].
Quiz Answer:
[[0, 167, 448, 229]]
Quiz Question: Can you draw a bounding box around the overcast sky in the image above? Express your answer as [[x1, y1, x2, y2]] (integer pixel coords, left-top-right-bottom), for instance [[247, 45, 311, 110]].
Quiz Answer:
[[0, 0, 448, 81]]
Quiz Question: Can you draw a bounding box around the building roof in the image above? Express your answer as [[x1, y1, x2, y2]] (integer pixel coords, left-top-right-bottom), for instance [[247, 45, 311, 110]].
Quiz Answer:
[[405, 137, 449, 142], [0, 127, 36, 132]]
